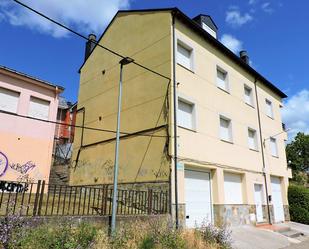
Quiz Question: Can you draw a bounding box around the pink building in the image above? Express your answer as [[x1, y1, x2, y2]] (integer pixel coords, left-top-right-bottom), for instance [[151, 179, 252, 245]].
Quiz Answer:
[[0, 66, 64, 183]]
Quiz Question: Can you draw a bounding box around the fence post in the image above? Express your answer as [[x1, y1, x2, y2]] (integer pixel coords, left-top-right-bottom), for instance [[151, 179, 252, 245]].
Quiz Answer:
[[148, 189, 153, 215], [33, 180, 41, 216], [165, 190, 169, 213], [101, 185, 107, 216], [37, 180, 45, 216]]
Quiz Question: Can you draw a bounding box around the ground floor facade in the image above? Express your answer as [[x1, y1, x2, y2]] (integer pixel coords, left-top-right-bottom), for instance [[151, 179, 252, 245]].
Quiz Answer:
[[173, 162, 291, 227]]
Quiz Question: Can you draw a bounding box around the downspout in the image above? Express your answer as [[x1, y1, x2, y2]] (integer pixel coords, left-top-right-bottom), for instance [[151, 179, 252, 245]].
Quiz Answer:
[[74, 107, 85, 168], [172, 10, 179, 229], [254, 78, 272, 224]]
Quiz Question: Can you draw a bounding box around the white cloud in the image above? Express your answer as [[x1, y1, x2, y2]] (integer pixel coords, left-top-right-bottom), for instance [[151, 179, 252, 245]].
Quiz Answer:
[[261, 2, 274, 13], [248, 0, 257, 5], [220, 34, 243, 54], [0, 0, 130, 38], [282, 90, 309, 140], [225, 8, 253, 27]]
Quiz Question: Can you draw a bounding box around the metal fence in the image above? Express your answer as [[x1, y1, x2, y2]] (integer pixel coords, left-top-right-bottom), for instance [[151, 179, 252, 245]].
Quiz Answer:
[[0, 180, 169, 217]]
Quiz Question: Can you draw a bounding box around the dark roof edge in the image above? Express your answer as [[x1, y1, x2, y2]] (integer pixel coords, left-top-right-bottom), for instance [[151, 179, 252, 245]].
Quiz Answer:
[[193, 14, 219, 30], [0, 65, 64, 91], [78, 7, 287, 99]]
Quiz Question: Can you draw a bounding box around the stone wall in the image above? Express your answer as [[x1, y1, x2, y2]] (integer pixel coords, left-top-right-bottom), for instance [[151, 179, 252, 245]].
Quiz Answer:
[[283, 205, 290, 221], [213, 204, 256, 227]]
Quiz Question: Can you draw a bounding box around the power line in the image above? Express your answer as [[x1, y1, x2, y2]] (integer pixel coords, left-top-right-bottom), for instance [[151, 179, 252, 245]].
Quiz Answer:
[[12, 0, 171, 81], [0, 110, 169, 138]]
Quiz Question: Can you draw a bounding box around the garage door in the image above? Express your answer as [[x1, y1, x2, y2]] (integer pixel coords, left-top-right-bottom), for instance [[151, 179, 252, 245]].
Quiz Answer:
[[224, 172, 243, 204], [271, 177, 285, 222], [185, 170, 212, 228]]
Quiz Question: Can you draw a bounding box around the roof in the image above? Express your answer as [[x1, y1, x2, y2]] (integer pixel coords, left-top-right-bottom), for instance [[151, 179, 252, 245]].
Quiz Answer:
[[58, 96, 70, 109], [193, 14, 218, 31], [0, 65, 64, 92], [80, 7, 287, 98]]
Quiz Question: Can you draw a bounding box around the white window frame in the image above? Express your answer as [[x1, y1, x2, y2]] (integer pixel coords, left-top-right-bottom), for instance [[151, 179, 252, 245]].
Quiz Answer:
[[219, 115, 233, 143], [266, 99, 274, 118], [244, 84, 254, 107], [0, 87, 20, 113], [248, 128, 258, 151], [270, 137, 278, 157], [216, 66, 229, 93], [177, 97, 196, 131], [176, 40, 194, 71]]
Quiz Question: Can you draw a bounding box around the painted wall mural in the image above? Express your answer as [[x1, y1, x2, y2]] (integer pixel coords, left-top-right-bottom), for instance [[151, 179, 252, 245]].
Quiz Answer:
[[0, 151, 8, 177]]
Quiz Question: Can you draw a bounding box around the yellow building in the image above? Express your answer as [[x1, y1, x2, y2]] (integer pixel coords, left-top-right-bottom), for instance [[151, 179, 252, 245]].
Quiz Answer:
[[70, 8, 291, 227]]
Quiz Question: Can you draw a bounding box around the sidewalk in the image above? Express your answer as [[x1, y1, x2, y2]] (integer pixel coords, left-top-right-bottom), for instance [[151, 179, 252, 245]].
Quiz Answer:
[[283, 239, 309, 249]]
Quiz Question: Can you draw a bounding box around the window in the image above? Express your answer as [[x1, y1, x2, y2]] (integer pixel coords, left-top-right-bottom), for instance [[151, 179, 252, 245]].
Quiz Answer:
[[270, 137, 278, 157], [216, 67, 229, 92], [177, 41, 193, 70], [266, 99, 274, 118], [28, 96, 50, 120], [0, 87, 20, 113], [244, 85, 254, 106], [248, 128, 258, 150], [178, 99, 195, 130], [220, 116, 232, 142]]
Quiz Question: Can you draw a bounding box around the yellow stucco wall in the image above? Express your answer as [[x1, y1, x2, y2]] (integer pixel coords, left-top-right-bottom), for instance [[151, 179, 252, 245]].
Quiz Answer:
[[71, 10, 290, 215], [173, 19, 290, 206], [70, 11, 172, 185]]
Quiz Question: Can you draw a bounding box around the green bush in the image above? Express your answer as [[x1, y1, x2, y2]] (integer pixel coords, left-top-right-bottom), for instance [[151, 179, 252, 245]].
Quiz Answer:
[[288, 184, 309, 224], [15, 221, 96, 249]]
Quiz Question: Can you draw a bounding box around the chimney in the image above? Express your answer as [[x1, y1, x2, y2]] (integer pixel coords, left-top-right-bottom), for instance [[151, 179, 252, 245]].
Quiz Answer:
[[239, 50, 249, 64], [193, 14, 218, 39], [84, 34, 97, 61]]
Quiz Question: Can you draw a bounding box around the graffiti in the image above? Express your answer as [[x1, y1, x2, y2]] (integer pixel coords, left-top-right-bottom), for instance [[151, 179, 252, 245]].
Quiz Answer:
[[17, 174, 35, 183], [0, 151, 9, 177], [9, 161, 36, 174], [0, 181, 29, 193], [152, 169, 169, 178], [137, 169, 148, 177]]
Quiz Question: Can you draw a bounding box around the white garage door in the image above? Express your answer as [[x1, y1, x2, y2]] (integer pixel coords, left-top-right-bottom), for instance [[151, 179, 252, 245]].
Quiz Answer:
[[224, 172, 243, 204], [271, 177, 285, 222], [185, 170, 212, 228]]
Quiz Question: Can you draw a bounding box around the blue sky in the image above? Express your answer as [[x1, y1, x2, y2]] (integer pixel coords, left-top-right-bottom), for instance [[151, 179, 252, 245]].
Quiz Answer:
[[0, 0, 308, 137]]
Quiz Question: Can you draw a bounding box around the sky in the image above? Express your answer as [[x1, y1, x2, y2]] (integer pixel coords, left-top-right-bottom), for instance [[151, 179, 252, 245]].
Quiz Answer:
[[0, 0, 308, 139]]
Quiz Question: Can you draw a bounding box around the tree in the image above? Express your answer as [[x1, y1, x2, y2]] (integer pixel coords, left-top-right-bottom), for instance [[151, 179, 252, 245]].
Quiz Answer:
[[286, 132, 309, 184]]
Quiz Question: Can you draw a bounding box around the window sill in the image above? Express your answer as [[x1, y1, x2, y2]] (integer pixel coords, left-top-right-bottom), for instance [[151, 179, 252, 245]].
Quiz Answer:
[[245, 102, 255, 109], [220, 139, 233, 144], [249, 148, 259, 152], [266, 115, 274, 120], [177, 63, 195, 74], [271, 155, 279, 158], [217, 86, 230, 95], [178, 125, 197, 133], [0, 109, 17, 116]]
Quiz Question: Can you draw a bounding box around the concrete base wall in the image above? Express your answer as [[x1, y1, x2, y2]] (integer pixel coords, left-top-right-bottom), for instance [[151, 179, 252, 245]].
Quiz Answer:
[[173, 203, 291, 228], [3, 214, 170, 229]]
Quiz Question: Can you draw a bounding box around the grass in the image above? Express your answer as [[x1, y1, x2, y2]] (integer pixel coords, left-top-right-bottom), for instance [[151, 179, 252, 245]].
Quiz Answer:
[[0, 217, 231, 249]]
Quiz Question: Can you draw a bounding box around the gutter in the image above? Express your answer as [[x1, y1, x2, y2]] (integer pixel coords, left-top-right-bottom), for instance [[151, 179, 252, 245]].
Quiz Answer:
[[254, 78, 272, 225], [172, 10, 179, 229]]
